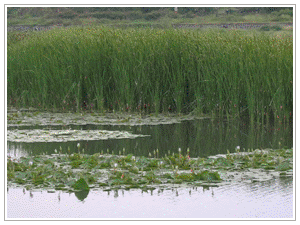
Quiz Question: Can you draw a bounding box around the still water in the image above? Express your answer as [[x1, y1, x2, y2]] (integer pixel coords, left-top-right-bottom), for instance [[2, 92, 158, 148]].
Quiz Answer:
[[6, 117, 293, 218], [7, 118, 292, 158], [7, 177, 293, 218]]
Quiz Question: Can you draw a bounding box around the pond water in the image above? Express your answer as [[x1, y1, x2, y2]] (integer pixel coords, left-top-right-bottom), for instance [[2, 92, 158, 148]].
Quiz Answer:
[[7, 177, 293, 218], [6, 113, 293, 219], [7, 116, 292, 159]]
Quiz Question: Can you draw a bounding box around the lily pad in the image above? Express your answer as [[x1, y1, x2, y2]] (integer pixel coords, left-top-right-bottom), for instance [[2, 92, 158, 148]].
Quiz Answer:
[[7, 129, 150, 143], [6, 147, 293, 192], [275, 160, 292, 171], [72, 178, 90, 191]]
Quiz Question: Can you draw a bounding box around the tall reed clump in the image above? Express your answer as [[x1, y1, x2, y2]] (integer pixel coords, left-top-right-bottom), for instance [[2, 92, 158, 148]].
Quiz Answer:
[[7, 26, 292, 123]]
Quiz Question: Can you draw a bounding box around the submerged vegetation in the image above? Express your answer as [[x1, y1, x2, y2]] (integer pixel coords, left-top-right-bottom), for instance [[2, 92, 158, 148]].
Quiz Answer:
[[7, 24, 293, 124], [7, 146, 293, 192]]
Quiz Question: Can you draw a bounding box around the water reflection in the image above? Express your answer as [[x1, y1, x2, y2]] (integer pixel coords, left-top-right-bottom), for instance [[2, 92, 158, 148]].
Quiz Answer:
[[75, 190, 89, 201], [7, 177, 293, 218], [7, 143, 29, 159], [114, 189, 119, 198], [7, 118, 292, 159]]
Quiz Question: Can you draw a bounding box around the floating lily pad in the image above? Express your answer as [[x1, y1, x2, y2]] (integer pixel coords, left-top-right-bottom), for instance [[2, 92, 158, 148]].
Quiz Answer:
[[7, 111, 204, 129], [72, 178, 90, 191], [275, 160, 291, 171], [7, 129, 150, 143], [6, 147, 293, 192]]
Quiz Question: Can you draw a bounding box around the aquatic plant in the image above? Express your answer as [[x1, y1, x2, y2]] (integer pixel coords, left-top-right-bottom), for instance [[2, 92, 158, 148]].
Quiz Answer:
[[6, 147, 293, 192], [72, 178, 90, 191], [7, 26, 292, 122], [275, 159, 292, 171]]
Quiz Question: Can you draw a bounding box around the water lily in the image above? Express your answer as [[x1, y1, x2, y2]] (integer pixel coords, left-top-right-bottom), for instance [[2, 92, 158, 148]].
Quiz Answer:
[[77, 143, 80, 153], [173, 165, 179, 176], [159, 161, 163, 168]]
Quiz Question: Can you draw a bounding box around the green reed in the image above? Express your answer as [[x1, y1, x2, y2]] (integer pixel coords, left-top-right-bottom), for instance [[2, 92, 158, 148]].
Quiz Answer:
[[7, 26, 292, 121]]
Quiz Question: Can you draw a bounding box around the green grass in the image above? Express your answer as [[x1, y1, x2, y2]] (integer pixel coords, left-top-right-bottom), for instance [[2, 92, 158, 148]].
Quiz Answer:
[[7, 25, 292, 122]]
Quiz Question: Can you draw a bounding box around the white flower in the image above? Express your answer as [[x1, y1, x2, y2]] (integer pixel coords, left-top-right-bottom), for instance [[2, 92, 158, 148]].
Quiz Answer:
[[77, 143, 80, 148]]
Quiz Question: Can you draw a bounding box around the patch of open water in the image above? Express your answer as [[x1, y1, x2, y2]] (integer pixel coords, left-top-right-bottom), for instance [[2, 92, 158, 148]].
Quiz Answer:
[[7, 177, 293, 218], [7, 116, 293, 159]]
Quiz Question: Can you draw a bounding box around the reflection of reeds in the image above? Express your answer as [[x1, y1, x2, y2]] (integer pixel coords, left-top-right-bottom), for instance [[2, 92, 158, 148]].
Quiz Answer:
[[7, 26, 292, 122]]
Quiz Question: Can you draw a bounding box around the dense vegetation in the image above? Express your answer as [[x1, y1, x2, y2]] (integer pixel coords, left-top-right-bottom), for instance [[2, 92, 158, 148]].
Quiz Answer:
[[7, 26, 292, 122], [7, 7, 293, 27], [7, 7, 293, 124]]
